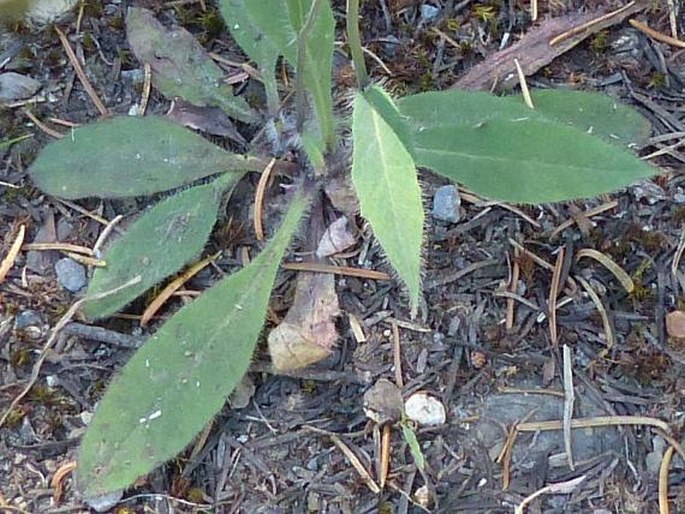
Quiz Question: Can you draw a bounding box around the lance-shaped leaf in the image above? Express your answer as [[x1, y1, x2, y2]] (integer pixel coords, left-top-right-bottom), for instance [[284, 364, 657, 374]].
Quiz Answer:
[[293, 0, 335, 148], [83, 174, 242, 320], [506, 89, 652, 148], [76, 187, 312, 496], [397, 89, 656, 203], [352, 90, 423, 313], [126, 8, 258, 123], [29, 116, 261, 199], [412, 119, 656, 203]]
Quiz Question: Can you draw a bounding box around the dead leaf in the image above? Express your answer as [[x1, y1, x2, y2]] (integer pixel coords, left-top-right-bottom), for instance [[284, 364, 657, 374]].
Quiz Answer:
[[316, 216, 357, 258], [126, 7, 257, 123], [166, 99, 246, 146], [268, 272, 339, 372]]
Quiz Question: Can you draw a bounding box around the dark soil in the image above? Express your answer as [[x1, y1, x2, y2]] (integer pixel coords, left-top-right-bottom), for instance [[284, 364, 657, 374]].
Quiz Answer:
[[1, 1, 684, 513]]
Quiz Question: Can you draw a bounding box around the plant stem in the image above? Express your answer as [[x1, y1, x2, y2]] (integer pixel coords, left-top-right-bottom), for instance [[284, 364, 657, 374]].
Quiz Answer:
[[346, 0, 368, 89]]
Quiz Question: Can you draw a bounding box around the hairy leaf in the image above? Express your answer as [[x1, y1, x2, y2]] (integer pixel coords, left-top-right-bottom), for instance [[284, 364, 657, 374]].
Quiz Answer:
[[507, 89, 652, 148], [295, 0, 335, 148], [397, 89, 656, 202], [29, 116, 261, 199], [352, 91, 423, 313], [398, 89, 537, 130], [126, 8, 258, 123], [77, 187, 312, 496], [412, 119, 656, 203], [83, 174, 241, 320], [363, 84, 414, 158]]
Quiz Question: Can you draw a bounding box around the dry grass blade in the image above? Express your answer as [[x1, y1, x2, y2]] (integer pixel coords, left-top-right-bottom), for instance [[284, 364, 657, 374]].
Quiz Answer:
[[508, 239, 578, 291], [550, 201, 618, 239], [23, 109, 65, 139], [64, 252, 105, 267], [254, 158, 277, 242], [0, 224, 25, 284], [514, 58, 534, 109], [498, 423, 518, 490], [282, 261, 391, 280], [562, 345, 575, 470], [55, 26, 109, 117], [50, 460, 77, 503], [22, 242, 94, 256], [549, 247, 564, 347], [140, 62, 152, 115], [659, 446, 675, 514], [514, 475, 586, 514], [517, 415, 672, 437], [460, 188, 541, 229], [576, 248, 634, 293], [92, 214, 124, 255], [671, 227, 685, 295], [330, 435, 381, 494], [576, 275, 615, 349], [141, 252, 221, 327], [629, 19, 685, 48]]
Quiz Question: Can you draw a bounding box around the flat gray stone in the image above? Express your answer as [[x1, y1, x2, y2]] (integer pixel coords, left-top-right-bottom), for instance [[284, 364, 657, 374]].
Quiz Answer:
[[432, 185, 461, 223], [55, 258, 87, 293]]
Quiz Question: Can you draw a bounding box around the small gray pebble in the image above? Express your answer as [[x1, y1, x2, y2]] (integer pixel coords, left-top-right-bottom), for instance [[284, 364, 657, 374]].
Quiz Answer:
[[420, 4, 440, 21], [55, 258, 87, 292], [432, 185, 461, 223], [674, 193, 685, 204]]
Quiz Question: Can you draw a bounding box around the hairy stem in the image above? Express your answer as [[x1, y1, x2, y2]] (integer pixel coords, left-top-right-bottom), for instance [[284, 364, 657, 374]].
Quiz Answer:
[[346, 0, 368, 89]]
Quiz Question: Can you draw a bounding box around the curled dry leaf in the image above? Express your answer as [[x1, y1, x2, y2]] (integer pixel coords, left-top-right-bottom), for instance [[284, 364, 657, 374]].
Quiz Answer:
[[316, 216, 357, 258], [268, 272, 339, 372]]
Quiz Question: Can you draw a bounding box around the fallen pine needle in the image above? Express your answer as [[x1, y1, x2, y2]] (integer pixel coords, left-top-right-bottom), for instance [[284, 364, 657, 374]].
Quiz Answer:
[[141, 252, 221, 326], [254, 158, 276, 242], [659, 446, 675, 514], [51, 460, 77, 503], [282, 261, 391, 281], [0, 224, 25, 284], [629, 18, 685, 48], [576, 248, 634, 293], [22, 242, 95, 256], [576, 275, 615, 349]]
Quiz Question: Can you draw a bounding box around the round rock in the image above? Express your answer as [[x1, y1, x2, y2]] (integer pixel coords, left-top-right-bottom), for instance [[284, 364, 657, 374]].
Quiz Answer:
[[405, 392, 446, 426]]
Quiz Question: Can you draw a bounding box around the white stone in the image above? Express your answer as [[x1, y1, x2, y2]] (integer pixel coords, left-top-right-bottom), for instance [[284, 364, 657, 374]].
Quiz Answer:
[[404, 392, 446, 426]]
